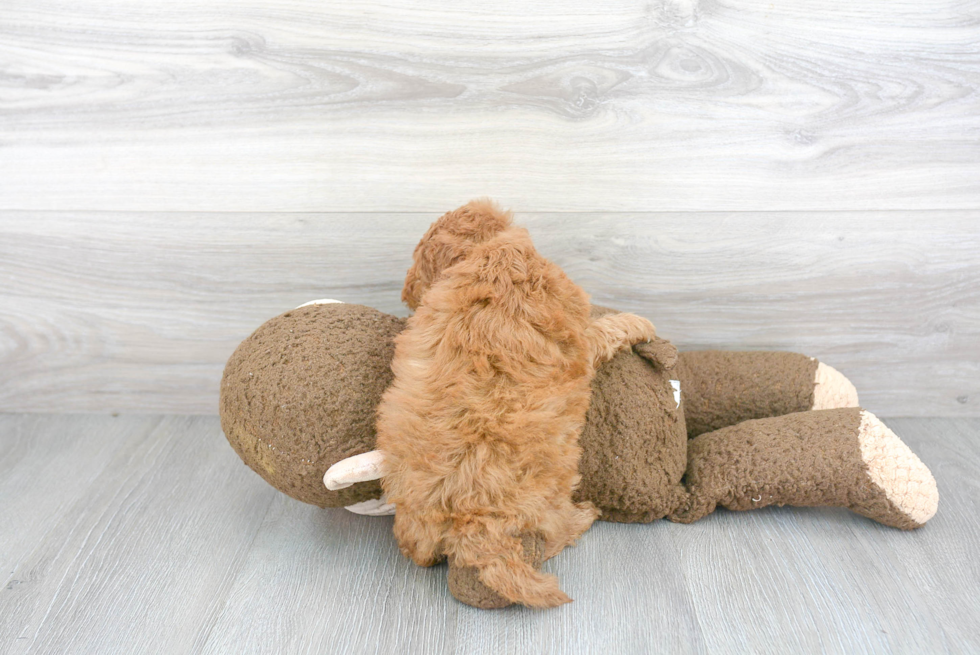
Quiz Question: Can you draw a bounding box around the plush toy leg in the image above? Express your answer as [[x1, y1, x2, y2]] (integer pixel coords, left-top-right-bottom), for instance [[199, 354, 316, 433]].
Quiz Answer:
[[447, 533, 546, 609], [671, 408, 938, 530], [673, 351, 859, 438]]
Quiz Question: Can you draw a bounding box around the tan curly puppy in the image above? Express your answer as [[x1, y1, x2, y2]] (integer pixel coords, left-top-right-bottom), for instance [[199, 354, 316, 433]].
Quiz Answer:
[[376, 200, 656, 608]]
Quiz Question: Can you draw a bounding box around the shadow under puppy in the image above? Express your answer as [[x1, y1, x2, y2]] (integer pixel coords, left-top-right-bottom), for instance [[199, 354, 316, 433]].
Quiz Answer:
[[376, 199, 655, 608]]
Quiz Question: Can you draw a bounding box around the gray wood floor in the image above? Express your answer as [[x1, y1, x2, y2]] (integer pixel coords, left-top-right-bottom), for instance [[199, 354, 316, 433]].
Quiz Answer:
[[1, 414, 977, 654]]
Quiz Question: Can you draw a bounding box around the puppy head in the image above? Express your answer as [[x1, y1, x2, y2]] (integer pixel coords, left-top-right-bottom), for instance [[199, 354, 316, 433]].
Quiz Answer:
[[402, 198, 513, 310]]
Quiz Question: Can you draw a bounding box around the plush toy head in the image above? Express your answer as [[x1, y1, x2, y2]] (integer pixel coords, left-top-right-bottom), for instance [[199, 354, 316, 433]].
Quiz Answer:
[[220, 302, 690, 521], [220, 302, 404, 508]]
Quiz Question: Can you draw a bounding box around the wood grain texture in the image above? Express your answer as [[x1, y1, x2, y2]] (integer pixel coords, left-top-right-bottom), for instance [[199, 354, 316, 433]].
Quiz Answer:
[[0, 0, 978, 212], [0, 415, 162, 579], [0, 414, 977, 654], [1, 211, 977, 416], [0, 415, 277, 655]]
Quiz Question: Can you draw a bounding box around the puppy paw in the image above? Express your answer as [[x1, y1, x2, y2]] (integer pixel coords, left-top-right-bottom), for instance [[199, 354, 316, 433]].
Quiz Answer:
[[625, 313, 657, 344], [399, 543, 444, 568]]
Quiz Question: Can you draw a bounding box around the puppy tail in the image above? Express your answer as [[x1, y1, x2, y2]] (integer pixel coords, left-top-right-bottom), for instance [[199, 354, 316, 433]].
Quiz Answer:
[[454, 533, 571, 609]]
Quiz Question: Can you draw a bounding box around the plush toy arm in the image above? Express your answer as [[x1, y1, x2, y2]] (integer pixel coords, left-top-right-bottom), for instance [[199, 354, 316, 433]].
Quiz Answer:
[[671, 407, 938, 529], [672, 351, 859, 438], [632, 338, 678, 372]]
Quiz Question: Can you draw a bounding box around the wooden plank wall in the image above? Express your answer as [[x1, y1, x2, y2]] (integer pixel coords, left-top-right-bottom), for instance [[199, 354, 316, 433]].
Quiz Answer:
[[1, 1, 978, 415]]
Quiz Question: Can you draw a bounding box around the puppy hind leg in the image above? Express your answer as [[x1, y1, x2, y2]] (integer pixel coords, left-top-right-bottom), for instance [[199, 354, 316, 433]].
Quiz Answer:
[[568, 501, 600, 539], [393, 510, 446, 567], [585, 313, 656, 367], [541, 500, 600, 560]]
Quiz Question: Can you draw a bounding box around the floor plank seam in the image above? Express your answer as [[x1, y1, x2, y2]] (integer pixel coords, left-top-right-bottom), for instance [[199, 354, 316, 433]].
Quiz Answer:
[[192, 489, 279, 655]]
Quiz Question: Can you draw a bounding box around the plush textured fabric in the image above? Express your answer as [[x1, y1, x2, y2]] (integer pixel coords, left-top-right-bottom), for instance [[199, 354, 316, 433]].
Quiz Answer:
[[675, 407, 922, 529], [674, 350, 818, 438], [220, 303, 404, 508], [856, 411, 938, 528], [574, 308, 688, 523]]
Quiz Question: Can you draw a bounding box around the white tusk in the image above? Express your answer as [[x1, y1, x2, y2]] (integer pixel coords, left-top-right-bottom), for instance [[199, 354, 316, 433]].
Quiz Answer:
[[296, 298, 344, 308], [324, 450, 389, 490], [345, 496, 396, 516]]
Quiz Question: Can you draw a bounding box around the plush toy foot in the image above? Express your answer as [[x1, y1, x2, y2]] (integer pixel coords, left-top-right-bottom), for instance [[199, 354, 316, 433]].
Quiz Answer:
[[851, 410, 939, 528], [672, 407, 938, 529], [812, 361, 860, 410], [674, 351, 860, 438]]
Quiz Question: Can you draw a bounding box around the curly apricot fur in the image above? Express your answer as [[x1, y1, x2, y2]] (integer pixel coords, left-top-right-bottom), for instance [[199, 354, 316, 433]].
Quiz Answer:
[[377, 200, 655, 608]]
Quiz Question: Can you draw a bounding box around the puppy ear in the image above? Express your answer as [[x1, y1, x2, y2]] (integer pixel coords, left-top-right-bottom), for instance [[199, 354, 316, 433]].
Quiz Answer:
[[402, 199, 514, 309], [446, 198, 513, 241], [402, 228, 452, 310]]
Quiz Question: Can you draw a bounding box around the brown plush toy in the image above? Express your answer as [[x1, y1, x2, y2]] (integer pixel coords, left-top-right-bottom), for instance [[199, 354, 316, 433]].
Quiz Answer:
[[220, 301, 939, 609]]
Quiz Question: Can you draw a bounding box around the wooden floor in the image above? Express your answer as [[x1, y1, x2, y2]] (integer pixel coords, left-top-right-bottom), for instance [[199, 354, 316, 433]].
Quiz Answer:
[[1, 414, 977, 654]]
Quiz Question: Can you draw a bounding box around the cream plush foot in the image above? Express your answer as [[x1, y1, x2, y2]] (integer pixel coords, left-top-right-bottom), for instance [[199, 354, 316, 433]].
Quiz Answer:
[[851, 410, 938, 528], [811, 360, 860, 410]]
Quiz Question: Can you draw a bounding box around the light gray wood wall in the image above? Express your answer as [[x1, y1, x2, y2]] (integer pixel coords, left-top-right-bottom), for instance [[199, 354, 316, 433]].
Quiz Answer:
[[1, 0, 978, 415], [2, 211, 978, 416], [1, 0, 978, 213]]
